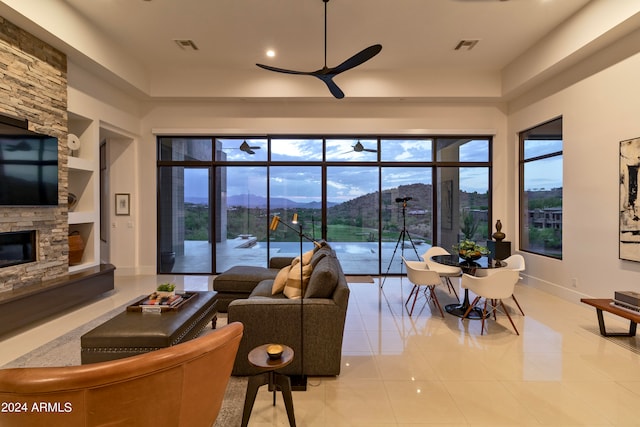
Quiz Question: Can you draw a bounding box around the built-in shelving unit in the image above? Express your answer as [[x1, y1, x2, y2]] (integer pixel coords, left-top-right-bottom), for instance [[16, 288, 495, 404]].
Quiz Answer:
[[67, 111, 99, 272]]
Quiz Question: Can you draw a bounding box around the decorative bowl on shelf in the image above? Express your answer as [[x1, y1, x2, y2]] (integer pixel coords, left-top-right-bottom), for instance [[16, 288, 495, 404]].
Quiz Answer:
[[68, 192, 78, 211], [266, 344, 284, 360]]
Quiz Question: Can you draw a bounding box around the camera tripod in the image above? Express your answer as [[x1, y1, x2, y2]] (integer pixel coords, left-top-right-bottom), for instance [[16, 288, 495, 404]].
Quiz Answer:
[[380, 198, 420, 288]]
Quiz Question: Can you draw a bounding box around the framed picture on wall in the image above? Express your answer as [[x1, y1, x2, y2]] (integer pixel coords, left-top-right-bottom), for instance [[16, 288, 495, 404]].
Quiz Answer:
[[619, 137, 640, 261], [115, 193, 130, 216]]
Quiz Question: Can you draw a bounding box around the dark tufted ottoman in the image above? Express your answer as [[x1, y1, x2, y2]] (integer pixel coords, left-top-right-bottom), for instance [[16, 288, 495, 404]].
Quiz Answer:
[[80, 291, 218, 364]]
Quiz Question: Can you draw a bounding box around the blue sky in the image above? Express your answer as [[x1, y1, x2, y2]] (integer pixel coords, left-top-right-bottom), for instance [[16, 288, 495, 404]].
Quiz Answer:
[[180, 138, 530, 201]]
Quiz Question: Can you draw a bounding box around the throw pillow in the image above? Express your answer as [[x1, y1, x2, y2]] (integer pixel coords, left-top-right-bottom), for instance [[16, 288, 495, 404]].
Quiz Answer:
[[305, 256, 338, 298], [284, 263, 313, 299], [301, 249, 314, 265], [271, 265, 291, 295], [290, 249, 314, 268]]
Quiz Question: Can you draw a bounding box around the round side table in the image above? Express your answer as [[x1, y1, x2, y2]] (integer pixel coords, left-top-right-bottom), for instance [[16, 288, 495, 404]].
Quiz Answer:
[[241, 344, 296, 427]]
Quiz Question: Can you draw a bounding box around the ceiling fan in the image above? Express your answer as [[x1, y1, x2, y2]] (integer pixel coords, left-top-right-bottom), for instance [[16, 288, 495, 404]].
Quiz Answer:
[[352, 141, 377, 153], [340, 140, 377, 154], [239, 141, 260, 155], [256, 0, 382, 99]]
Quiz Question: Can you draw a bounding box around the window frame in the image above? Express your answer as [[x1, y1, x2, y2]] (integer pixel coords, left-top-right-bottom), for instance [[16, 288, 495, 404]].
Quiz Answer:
[[518, 117, 563, 259]]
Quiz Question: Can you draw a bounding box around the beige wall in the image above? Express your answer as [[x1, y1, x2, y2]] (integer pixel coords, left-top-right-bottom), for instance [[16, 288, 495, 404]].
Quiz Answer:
[[67, 63, 142, 275], [509, 44, 640, 302]]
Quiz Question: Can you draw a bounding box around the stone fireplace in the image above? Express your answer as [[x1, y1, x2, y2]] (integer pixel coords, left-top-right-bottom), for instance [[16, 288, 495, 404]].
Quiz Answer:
[[0, 16, 69, 293], [0, 231, 36, 269]]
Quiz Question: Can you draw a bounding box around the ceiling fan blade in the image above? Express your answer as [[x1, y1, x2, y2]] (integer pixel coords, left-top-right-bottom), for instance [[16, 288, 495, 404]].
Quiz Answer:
[[316, 75, 344, 99], [239, 141, 258, 154], [256, 63, 313, 75], [331, 44, 382, 75], [255, 0, 382, 99]]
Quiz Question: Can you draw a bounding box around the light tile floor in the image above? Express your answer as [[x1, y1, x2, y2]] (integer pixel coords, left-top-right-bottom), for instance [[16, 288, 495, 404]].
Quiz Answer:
[[2, 275, 640, 426]]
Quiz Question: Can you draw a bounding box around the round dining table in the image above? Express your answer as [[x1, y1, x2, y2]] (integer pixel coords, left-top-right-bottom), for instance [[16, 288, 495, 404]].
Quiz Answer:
[[431, 254, 502, 319]]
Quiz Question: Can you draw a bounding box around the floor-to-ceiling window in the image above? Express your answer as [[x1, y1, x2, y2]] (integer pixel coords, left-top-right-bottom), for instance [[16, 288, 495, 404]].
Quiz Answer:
[[157, 135, 492, 274], [519, 117, 563, 259]]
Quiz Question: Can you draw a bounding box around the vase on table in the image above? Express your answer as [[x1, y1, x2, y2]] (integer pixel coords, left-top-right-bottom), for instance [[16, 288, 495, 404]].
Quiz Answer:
[[492, 219, 506, 241]]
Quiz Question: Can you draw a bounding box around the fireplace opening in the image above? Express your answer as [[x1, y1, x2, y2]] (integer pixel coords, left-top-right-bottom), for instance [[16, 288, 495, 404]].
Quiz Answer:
[[0, 231, 37, 268]]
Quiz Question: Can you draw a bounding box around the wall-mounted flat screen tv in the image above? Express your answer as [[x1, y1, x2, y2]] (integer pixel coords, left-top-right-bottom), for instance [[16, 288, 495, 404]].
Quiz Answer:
[[0, 117, 59, 206]]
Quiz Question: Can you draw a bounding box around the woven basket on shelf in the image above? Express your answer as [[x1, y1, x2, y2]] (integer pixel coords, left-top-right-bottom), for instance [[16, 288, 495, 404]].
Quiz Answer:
[[68, 231, 85, 265]]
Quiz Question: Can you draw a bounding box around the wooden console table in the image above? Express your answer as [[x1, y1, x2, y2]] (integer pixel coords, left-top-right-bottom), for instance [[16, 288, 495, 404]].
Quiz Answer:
[[0, 264, 115, 336], [581, 298, 639, 337]]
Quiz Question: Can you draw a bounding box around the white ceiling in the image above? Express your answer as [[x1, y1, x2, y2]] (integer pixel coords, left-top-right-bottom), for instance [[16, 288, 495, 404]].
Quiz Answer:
[[4, 0, 635, 100], [61, 0, 590, 71]]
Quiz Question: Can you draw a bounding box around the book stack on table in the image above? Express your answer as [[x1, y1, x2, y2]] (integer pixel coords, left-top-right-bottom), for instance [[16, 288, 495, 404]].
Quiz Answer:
[[127, 292, 196, 313], [142, 293, 184, 307], [612, 291, 640, 313]]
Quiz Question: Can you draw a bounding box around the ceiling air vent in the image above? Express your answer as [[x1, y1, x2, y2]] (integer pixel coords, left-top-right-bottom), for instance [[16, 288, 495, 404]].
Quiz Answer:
[[174, 39, 199, 51], [454, 39, 479, 51]]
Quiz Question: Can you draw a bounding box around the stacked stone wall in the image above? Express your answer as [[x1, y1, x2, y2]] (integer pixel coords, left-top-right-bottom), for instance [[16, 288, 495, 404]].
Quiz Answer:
[[0, 16, 68, 292]]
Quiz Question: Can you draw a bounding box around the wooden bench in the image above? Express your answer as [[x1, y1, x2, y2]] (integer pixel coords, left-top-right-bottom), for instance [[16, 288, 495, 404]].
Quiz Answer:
[[580, 298, 639, 337], [0, 264, 115, 336]]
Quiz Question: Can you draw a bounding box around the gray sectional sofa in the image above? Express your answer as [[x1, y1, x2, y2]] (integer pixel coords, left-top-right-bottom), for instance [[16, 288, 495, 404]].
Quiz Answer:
[[218, 243, 350, 377], [213, 257, 293, 312]]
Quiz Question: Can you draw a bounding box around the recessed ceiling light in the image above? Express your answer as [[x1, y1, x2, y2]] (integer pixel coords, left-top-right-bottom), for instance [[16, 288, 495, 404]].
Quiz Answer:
[[454, 39, 479, 51], [266, 50, 276, 58], [174, 39, 198, 51]]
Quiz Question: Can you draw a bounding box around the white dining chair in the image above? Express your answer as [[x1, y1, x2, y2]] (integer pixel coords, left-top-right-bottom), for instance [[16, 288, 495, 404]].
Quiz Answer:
[[461, 269, 521, 335], [501, 254, 526, 315], [402, 257, 445, 317], [421, 246, 460, 299]]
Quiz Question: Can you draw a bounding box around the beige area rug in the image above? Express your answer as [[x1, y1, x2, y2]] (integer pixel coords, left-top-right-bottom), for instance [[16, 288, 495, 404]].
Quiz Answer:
[[1, 299, 246, 427], [346, 275, 375, 283]]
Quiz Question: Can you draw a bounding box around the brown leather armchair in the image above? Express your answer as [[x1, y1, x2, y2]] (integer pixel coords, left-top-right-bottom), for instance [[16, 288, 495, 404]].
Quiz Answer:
[[0, 322, 243, 427]]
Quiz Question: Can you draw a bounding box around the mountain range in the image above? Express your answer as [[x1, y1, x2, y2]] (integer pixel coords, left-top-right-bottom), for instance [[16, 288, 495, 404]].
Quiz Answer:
[[185, 194, 335, 209]]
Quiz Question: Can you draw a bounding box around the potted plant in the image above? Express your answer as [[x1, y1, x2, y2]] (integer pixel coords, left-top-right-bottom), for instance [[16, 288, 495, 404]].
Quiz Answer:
[[453, 239, 489, 262], [156, 282, 176, 298]]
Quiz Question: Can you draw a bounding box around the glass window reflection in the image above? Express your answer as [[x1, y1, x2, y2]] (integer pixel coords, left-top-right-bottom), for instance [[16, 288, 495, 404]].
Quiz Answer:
[[215, 138, 267, 161], [271, 138, 322, 162], [326, 139, 377, 162], [381, 139, 432, 162]]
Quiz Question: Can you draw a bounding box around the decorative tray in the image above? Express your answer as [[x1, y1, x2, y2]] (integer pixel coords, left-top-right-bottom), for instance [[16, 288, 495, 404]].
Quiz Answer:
[[127, 292, 198, 313]]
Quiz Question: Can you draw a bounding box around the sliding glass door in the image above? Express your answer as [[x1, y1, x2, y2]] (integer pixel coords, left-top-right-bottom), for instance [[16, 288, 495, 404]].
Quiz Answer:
[[326, 166, 379, 274], [158, 166, 212, 273], [268, 166, 322, 259], [214, 166, 267, 272], [380, 167, 433, 273]]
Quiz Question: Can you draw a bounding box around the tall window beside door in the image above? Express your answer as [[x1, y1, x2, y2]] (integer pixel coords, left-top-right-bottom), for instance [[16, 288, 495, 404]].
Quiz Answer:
[[519, 117, 563, 259]]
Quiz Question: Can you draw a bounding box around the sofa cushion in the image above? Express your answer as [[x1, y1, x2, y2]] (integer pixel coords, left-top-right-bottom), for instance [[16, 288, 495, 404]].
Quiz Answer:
[[251, 280, 276, 297], [213, 266, 277, 293], [249, 280, 288, 300], [271, 265, 290, 295], [310, 246, 332, 267], [284, 263, 313, 299], [305, 256, 339, 298]]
